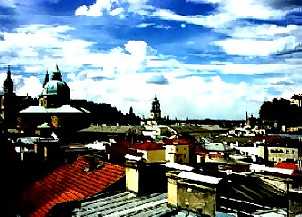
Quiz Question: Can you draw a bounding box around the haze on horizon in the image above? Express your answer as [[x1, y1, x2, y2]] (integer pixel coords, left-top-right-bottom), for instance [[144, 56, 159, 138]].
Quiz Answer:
[[0, 0, 301, 120]]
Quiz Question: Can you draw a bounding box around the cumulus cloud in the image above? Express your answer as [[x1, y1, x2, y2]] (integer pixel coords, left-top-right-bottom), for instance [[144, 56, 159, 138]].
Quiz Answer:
[[188, 0, 285, 19], [2, 23, 302, 119], [75, 0, 151, 17], [214, 36, 297, 56], [213, 24, 302, 56], [0, 24, 153, 77]]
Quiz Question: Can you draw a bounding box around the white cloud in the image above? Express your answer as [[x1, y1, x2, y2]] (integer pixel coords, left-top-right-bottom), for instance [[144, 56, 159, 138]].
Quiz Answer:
[[189, 0, 285, 19], [67, 71, 271, 119], [0, 0, 16, 8], [75, 0, 151, 17], [152, 0, 288, 29], [110, 7, 124, 16], [152, 8, 233, 28], [15, 76, 42, 97], [230, 25, 298, 39], [213, 24, 302, 56], [136, 23, 154, 28], [214, 36, 297, 56], [75, 0, 117, 16], [2, 24, 302, 119]]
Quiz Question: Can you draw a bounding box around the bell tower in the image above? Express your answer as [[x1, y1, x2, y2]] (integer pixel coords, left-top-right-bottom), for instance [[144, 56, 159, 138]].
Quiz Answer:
[[2, 65, 16, 127], [150, 96, 161, 121], [3, 65, 13, 95]]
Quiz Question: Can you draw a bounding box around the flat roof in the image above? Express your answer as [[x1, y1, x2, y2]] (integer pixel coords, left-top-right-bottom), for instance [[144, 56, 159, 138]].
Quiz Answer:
[[20, 105, 89, 114]]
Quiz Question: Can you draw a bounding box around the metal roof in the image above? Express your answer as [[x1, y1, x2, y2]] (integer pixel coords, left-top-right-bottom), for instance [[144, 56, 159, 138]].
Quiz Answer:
[[72, 192, 207, 217]]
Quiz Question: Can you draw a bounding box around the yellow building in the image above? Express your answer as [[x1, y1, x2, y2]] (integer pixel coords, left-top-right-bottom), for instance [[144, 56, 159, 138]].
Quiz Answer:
[[165, 138, 190, 164], [258, 146, 299, 163], [167, 171, 221, 217], [131, 141, 165, 163]]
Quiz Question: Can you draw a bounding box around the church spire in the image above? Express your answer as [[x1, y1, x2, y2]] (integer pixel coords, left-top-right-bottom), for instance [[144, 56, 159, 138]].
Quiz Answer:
[[43, 69, 49, 87], [4, 65, 13, 94], [56, 64, 60, 73], [7, 65, 11, 76], [52, 64, 62, 81]]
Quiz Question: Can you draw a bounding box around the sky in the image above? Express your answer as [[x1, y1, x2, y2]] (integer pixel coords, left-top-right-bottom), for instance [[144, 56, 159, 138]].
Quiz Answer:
[[0, 0, 301, 120]]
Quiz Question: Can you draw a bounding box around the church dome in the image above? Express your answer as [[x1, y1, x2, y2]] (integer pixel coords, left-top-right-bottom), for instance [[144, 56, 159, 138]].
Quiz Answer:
[[42, 80, 70, 97], [39, 65, 70, 107]]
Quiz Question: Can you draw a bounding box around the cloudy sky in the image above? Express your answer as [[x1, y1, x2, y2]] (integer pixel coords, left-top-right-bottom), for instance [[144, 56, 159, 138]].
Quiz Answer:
[[0, 0, 301, 119]]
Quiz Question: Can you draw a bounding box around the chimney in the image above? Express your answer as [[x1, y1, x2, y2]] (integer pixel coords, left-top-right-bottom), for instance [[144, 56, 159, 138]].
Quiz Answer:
[[125, 154, 166, 194], [246, 111, 248, 123], [167, 171, 221, 217], [125, 154, 144, 194], [44, 146, 48, 160]]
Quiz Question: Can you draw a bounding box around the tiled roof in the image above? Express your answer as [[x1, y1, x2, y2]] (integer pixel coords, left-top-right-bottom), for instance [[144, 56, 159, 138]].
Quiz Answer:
[[164, 138, 191, 145], [20, 156, 125, 217], [275, 162, 298, 170], [132, 141, 165, 150]]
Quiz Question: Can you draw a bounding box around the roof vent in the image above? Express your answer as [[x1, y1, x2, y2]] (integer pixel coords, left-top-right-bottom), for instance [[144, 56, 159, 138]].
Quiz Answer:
[[84, 156, 104, 172]]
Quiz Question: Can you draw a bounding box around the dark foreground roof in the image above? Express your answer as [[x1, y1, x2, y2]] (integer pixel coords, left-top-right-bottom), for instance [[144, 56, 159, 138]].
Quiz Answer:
[[53, 191, 238, 217], [19, 156, 125, 217]]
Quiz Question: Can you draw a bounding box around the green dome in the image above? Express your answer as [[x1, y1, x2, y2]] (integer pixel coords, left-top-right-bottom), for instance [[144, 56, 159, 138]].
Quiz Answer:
[[39, 65, 70, 107], [42, 80, 69, 96]]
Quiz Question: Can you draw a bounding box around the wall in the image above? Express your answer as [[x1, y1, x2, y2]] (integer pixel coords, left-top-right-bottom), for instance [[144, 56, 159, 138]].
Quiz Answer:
[[289, 190, 302, 217], [167, 176, 178, 206], [126, 162, 167, 194], [126, 167, 139, 193], [177, 182, 216, 217], [165, 144, 189, 164], [167, 172, 217, 217], [136, 149, 165, 163]]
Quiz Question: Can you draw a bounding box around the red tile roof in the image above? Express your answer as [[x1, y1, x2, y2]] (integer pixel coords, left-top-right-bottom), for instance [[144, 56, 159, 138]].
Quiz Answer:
[[164, 138, 190, 145], [20, 156, 125, 217], [132, 141, 165, 150], [275, 162, 299, 170]]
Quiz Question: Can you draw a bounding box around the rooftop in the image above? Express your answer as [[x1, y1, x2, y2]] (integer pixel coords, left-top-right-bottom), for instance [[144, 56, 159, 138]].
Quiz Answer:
[[78, 125, 142, 134], [164, 137, 191, 145], [19, 156, 125, 217], [57, 191, 234, 217], [275, 162, 299, 171], [132, 141, 165, 151], [20, 105, 90, 114]]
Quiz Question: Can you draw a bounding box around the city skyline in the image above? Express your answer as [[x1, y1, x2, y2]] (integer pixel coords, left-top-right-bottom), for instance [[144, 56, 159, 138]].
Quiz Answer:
[[0, 1, 301, 119]]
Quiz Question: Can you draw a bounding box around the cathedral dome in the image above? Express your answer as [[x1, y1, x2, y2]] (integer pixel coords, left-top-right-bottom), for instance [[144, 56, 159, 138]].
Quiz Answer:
[[39, 65, 70, 107], [42, 80, 70, 97]]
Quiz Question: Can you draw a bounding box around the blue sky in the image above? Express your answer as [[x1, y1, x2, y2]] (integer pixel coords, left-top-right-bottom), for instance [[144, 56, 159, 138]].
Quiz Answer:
[[0, 0, 301, 119]]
